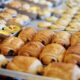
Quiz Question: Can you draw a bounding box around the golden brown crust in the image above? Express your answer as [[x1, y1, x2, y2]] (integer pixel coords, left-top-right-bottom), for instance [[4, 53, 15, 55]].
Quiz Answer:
[[33, 30, 54, 45], [71, 32, 80, 46], [39, 43, 65, 65], [18, 27, 37, 43], [18, 41, 44, 57], [1, 37, 24, 55], [52, 31, 71, 46]]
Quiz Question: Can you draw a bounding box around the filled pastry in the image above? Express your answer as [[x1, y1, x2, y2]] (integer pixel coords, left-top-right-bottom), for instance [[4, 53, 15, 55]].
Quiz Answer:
[[52, 31, 71, 46], [43, 62, 80, 80], [0, 37, 24, 56], [7, 56, 43, 74], [71, 32, 80, 46], [63, 44, 80, 64], [33, 30, 54, 45], [0, 55, 8, 68], [18, 27, 36, 42], [18, 41, 44, 57], [39, 43, 65, 65]]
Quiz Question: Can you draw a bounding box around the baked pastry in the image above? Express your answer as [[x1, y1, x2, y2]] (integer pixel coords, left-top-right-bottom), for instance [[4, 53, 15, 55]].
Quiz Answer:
[[18, 42, 44, 57], [33, 30, 54, 45], [0, 19, 6, 25], [43, 62, 80, 80], [52, 31, 71, 46], [7, 56, 43, 74], [71, 32, 80, 46], [39, 43, 65, 65], [8, 1, 22, 9], [63, 44, 80, 64], [0, 55, 8, 68], [0, 12, 12, 21], [4, 8, 17, 17], [38, 22, 52, 28], [18, 27, 36, 42], [0, 37, 24, 56]]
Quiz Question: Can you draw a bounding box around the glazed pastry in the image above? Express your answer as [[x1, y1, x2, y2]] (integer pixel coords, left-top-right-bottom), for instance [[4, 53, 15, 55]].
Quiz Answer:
[[39, 43, 65, 65], [43, 62, 80, 80], [7, 56, 43, 74], [0, 55, 8, 67], [18, 42, 44, 57], [18, 27, 36, 42], [0, 19, 6, 25], [33, 30, 54, 45], [52, 31, 71, 46], [63, 44, 80, 64], [38, 22, 52, 28], [4, 8, 17, 17], [0, 37, 24, 56], [71, 32, 80, 46], [8, 1, 22, 9], [0, 12, 12, 21]]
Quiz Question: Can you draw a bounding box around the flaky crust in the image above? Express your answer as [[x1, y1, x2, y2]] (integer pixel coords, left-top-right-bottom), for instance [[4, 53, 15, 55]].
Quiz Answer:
[[39, 43, 65, 65], [33, 30, 54, 45], [18, 41, 44, 57], [18, 27, 37, 42]]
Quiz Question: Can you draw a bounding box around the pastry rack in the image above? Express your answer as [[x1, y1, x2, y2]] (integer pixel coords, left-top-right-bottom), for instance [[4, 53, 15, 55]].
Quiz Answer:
[[0, 69, 61, 80]]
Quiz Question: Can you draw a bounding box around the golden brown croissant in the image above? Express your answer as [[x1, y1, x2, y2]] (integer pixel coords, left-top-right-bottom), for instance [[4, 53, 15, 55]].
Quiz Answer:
[[43, 62, 80, 80], [0, 37, 24, 56], [39, 43, 65, 65], [7, 56, 43, 74], [52, 31, 71, 46], [33, 30, 54, 45], [18, 42, 44, 57], [71, 32, 80, 46], [63, 44, 80, 64], [18, 27, 37, 43]]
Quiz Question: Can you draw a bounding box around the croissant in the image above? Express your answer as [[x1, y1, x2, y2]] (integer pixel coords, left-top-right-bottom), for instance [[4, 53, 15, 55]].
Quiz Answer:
[[39, 43, 65, 65], [7, 56, 43, 74], [63, 44, 80, 64], [33, 30, 54, 45], [18, 27, 37, 43], [71, 32, 80, 46], [0, 37, 24, 56], [43, 62, 80, 80], [18, 42, 44, 57], [52, 31, 71, 47]]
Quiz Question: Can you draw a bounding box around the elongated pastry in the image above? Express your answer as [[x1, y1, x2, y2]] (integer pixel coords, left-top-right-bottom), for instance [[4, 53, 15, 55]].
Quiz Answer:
[[18, 27, 37, 43], [39, 43, 65, 65], [63, 44, 80, 64], [18, 42, 44, 57], [43, 62, 80, 80], [52, 31, 71, 46], [33, 30, 54, 45], [0, 37, 24, 56], [7, 56, 43, 74], [71, 32, 80, 46]]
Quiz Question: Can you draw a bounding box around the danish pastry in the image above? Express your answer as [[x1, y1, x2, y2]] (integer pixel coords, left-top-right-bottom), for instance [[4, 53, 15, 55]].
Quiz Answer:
[[39, 43, 65, 65]]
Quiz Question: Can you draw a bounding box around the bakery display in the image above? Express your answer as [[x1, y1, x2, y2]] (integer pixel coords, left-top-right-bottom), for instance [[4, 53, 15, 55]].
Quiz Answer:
[[7, 56, 43, 74], [39, 43, 65, 65], [33, 30, 54, 45]]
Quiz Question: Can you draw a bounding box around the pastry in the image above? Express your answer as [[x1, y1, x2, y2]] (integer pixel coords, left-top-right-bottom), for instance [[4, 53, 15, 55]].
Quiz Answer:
[[39, 43, 65, 65], [18, 27, 36, 42], [43, 62, 80, 80], [63, 44, 80, 64], [7, 56, 43, 74], [71, 32, 80, 46], [52, 31, 71, 46], [18, 41, 44, 57], [0, 37, 24, 56], [33, 30, 54, 45]]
